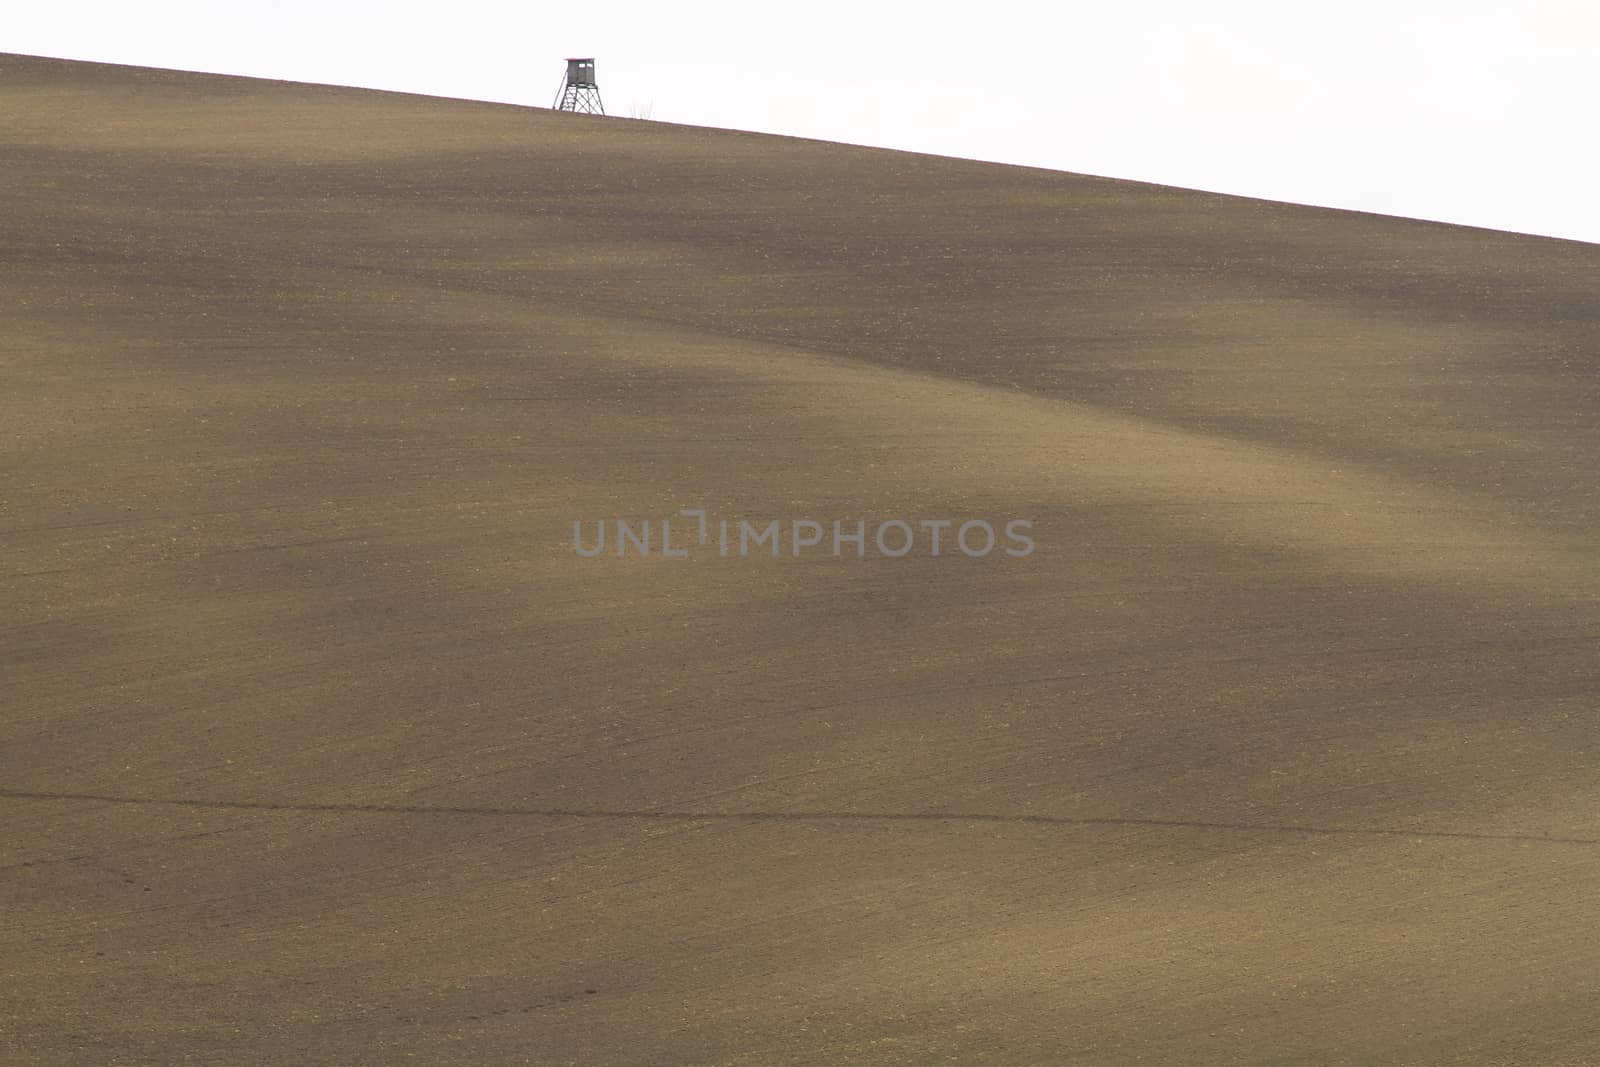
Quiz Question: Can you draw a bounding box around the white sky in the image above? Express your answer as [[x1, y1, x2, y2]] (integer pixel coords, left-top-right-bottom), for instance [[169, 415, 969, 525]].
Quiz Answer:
[[8, 1, 1599, 244]]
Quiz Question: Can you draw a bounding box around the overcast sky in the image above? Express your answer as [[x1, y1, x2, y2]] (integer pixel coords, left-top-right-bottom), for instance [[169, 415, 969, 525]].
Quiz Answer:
[[9, 1, 1599, 244]]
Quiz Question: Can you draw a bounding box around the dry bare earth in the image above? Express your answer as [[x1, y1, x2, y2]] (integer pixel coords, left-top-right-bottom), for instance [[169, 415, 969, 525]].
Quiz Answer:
[[4, 53, 1600, 1065]]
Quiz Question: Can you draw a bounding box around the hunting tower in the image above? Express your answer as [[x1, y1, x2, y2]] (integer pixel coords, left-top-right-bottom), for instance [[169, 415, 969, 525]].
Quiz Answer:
[[553, 58, 604, 115]]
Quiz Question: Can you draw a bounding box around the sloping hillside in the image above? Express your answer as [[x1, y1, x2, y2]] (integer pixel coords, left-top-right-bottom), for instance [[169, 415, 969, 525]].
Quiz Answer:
[[3, 52, 1599, 1065]]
